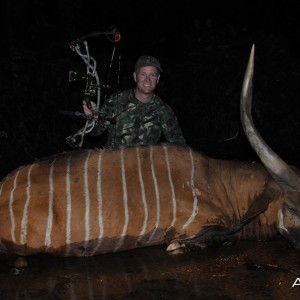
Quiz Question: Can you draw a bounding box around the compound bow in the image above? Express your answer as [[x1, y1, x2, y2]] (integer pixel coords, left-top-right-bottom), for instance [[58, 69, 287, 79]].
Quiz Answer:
[[64, 27, 121, 149]]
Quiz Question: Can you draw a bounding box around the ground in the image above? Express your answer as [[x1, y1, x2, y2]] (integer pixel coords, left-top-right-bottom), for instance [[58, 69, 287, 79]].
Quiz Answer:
[[0, 235, 299, 299]]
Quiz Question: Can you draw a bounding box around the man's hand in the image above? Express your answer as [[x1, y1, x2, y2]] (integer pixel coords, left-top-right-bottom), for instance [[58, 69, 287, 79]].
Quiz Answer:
[[83, 100, 97, 116]]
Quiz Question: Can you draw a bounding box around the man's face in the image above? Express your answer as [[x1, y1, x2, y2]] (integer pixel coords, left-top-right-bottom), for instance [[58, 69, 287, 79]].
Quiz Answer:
[[133, 66, 160, 95]]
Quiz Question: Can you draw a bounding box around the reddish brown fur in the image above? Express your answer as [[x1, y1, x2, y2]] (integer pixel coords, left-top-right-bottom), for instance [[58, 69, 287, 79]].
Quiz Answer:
[[0, 145, 284, 256]]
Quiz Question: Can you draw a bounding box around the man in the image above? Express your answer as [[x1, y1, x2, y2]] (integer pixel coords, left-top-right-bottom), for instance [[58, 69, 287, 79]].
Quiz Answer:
[[83, 55, 186, 149]]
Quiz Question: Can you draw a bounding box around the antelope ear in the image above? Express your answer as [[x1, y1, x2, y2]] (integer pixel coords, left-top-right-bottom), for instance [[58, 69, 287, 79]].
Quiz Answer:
[[240, 181, 282, 225]]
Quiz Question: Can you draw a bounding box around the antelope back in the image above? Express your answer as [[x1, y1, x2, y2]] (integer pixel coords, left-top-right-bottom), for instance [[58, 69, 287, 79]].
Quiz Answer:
[[0, 144, 201, 256]]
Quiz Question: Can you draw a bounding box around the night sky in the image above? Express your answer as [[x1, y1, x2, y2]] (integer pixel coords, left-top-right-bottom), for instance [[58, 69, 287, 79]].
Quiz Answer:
[[1, 0, 300, 178]]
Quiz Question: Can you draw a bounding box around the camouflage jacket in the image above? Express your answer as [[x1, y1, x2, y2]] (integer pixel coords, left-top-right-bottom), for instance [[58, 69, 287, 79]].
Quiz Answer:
[[91, 89, 186, 149]]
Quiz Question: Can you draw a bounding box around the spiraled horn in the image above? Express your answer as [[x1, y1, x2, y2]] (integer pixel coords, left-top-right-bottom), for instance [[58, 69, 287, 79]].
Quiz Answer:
[[240, 44, 300, 191]]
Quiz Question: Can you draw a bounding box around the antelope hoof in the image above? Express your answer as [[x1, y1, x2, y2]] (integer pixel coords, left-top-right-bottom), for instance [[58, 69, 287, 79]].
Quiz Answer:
[[9, 256, 28, 275], [166, 242, 187, 255]]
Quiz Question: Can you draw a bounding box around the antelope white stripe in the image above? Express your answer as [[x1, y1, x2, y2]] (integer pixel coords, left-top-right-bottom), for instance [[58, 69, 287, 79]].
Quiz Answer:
[[93, 149, 104, 255], [65, 156, 72, 255], [9, 170, 20, 243], [148, 146, 160, 243], [183, 147, 199, 231], [163, 145, 176, 228], [0, 179, 4, 197], [20, 164, 34, 245], [84, 151, 91, 245], [136, 147, 148, 241], [0, 179, 5, 246], [114, 148, 129, 251], [44, 159, 56, 248]]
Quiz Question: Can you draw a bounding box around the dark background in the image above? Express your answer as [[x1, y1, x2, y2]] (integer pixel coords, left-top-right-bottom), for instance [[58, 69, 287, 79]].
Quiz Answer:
[[1, 0, 299, 179]]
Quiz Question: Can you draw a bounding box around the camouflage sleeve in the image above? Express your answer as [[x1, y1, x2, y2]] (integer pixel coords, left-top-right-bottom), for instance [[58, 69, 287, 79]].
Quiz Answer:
[[160, 104, 186, 145]]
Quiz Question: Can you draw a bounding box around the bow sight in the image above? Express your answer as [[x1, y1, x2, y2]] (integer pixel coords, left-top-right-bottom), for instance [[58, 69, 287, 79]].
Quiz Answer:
[[64, 27, 121, 149]]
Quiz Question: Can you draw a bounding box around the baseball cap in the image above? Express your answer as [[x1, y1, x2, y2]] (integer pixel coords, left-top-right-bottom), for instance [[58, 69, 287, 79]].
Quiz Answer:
[[134, 55, 163, 72]]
